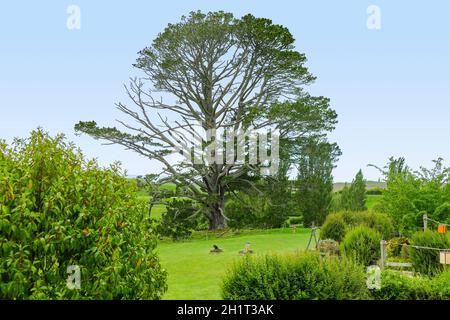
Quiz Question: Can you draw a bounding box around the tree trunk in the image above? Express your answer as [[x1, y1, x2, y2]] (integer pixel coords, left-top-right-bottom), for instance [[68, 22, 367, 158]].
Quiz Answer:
[[208, 187, 227, 230]]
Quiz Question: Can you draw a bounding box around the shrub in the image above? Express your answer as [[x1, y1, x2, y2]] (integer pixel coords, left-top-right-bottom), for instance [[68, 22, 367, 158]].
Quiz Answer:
[[370, 269, 450, 300], [340, 226, 382, 266], [354, 211, 394, 240], [409, 230, 450, 276], [0, 130, 167, 299], [320, 213, 347, 242], [222, 252, 369, 300], [320, 210, 394, 242], [157, 199, 204, 240], [429, 268, 450, 299]]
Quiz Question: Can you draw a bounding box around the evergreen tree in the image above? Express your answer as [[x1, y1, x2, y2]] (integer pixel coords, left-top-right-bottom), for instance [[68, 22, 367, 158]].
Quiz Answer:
[[296, 139, 341, 226], [341, 170, 367, 211]]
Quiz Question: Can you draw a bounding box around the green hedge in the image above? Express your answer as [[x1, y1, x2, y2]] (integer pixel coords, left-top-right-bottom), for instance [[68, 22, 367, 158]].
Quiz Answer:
[[410, 230, 450, 276], [222, 252, 369, 300], [366, 187, 384, 195], [0, 130, 167, 299], [289, 217, 304, 226], [370, 269, 450, 300], [321, 210, 394, 242]]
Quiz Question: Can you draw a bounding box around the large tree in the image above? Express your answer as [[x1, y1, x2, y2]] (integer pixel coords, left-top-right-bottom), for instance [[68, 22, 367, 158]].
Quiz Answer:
[[75, 11, 337, 230]]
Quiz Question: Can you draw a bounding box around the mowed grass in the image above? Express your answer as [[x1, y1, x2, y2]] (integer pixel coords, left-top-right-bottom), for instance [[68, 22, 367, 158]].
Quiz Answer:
[[366, 194, 383, 209], [157, 228, 312, 300], [136, 194, 166, 220]]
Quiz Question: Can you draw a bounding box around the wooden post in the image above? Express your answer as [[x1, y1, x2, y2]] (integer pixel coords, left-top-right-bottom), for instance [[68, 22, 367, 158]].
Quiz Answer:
[[423, 214, 428, 231], [380, 240, 387, 270]]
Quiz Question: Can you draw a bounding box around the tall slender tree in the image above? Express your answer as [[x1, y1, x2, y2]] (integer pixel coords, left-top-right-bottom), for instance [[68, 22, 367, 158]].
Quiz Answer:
[[341, 170, 367, 211], [295, 138, 341, 226]]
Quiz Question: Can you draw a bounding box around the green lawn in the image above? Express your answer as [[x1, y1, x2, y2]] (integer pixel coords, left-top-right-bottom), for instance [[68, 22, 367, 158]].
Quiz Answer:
[[157, 228, 312, 300], [366, 194, 383, 209]]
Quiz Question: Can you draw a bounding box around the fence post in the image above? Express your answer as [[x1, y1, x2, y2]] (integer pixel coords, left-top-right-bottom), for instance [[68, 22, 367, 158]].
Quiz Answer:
[[423, 214, 428, 231], [380, 240, 387, 270]]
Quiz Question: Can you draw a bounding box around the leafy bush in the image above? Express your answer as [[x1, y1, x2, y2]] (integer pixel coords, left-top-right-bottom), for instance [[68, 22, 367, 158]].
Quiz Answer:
[[340, 226, 382, 266], [409, 230, 450, 276], [222, 252, 369, 300], [370, 269, 450, 300], [375, 157, 450, 234], [0, 130, 167, 299], [320, 210, 394, 242], [157, 199, 204, 240]]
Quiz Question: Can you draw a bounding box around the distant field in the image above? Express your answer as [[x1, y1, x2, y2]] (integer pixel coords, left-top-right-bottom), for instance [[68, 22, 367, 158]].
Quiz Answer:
[[157, 228, 312, 300], [136, 183, 176, 220], [333, 181, 386, 192], [138, 186, 384, 221]]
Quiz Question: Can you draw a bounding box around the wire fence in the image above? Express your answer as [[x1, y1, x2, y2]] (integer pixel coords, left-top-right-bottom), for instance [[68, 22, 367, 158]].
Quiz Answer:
[[424, 216, 450, 227]]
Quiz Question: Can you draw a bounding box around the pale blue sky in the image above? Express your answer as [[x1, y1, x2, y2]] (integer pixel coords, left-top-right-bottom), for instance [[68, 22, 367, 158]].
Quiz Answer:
[[1, 1, 449, 181]]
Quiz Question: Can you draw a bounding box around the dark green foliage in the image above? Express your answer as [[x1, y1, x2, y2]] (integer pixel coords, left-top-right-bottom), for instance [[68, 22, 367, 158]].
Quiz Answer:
[[225, 199, 257, 230], [222, 252, 368, 300], [340, 226, 382, 266], [409, 230, 450, 276], [320, 210, 394, 242], [370, 269, 450, 300], [366, 187, 384, 195], [157, 199, 205, 240], [262, 175, 293, 229], [295, 139, 341, 226], [289, 217, 303, 225], [225, 182, 291, 230], [0, 130, 167, 299], [340, 170, 367, 212]]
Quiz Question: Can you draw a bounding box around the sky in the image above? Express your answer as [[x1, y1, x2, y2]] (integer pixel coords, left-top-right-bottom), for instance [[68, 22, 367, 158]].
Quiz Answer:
[[0, 0, 449, 182]]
